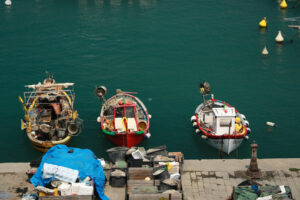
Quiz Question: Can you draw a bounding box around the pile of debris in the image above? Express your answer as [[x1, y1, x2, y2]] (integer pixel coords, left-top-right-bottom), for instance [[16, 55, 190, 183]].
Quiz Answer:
[[105, 145, 184, 200], [25, 145, 109, 200], [231, 181, 293, 200]]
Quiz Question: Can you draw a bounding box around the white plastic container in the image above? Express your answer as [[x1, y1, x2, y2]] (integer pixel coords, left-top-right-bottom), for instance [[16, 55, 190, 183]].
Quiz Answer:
[[71, 183, 93, 195], [131, 150, 144, 159], [42, 163, 79, 183]]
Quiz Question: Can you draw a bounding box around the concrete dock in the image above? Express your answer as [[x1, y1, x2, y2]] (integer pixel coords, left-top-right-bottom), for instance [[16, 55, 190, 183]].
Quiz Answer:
[[0, 159, 300, 199], [182, 159, 300, 200]]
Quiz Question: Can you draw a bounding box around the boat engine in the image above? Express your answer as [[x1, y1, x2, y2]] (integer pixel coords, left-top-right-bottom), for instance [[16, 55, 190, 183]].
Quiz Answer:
[[200, 82, 211, 95], [95, 86, 107, 100]]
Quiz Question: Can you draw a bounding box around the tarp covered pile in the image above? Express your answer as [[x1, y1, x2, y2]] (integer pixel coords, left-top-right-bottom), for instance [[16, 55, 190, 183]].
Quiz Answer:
[[30, 145, 109, 200]]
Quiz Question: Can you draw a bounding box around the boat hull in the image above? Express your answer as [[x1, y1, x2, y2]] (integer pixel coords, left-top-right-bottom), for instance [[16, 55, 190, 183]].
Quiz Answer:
[[105, 133, 144, 148], [27, 133, 72, 153], [206, 138, 243, 154], [193, 99, 249, 154]]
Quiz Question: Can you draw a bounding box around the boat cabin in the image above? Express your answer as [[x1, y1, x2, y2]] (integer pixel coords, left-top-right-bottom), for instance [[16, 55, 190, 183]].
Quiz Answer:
[[212, 107, 236, 136], [113, 101, 138, 133]]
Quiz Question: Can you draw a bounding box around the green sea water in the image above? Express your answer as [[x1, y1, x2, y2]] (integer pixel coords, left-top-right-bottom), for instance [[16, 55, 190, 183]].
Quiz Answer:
[[0, 0, 300, 162]]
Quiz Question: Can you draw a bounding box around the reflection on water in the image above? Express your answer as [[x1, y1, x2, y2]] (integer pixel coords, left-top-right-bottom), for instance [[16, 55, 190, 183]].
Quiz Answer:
[[259, 28, 267, 35], [280, 8, 286, 19], [76, 0, 157, 9]]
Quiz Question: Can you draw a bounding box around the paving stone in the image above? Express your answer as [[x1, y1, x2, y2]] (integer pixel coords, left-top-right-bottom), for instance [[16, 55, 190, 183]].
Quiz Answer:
[[201, 171, 208, 176], [190, 172, 196, 180], [196, 171, 201, 176], [215, 171, 223, 178], [202, 178, 209, 185], [183, 194, 194, 200], [217, 184, 226, 192], [181, 159, 300, 200], [198, 192, 206, 200], [222, 172, 230, 180], [191, 180, 198, 189], [224, 179, 232, 186], [197, 180, 204, 189]]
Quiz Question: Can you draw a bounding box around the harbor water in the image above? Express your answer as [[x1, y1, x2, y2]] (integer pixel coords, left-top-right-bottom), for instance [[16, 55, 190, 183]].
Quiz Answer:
[[0, 0, 300, 162]]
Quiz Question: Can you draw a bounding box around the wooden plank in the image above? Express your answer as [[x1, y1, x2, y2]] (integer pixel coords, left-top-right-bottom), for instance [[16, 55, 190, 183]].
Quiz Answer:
[[129, 193, 182, 200], [127, 185, 158, 194], [128, 168, 153, 180], [39, 196, 92, 200], [127, 179, 160, 186]]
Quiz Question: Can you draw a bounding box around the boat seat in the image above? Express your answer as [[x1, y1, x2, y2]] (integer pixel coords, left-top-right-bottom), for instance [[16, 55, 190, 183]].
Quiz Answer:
[[114, 118, 126, 132], [127, 118, 137, 132]]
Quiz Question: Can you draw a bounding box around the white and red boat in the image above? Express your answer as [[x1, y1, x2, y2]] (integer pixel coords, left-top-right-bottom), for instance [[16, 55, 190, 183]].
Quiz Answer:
[[191, 82, 251, 154], [96, 86, 151, 147]]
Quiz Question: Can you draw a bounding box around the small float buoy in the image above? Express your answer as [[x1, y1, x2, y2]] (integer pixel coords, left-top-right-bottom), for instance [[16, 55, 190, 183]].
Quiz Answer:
[[280, 0, 288, 9], [244, 135, 249, 141], [144, 133, 151, 139], [5, 0, 12, 6], [262, 46, 269, 56], [195, 129, 201, 134], [266, 121, 277, 127], [201, 135, 208, 140], [275, 30, 284, 43], [259, 17, 267, 28], [148, 114, 152, 119], [145, 177, 151, 181], [244, 120, 250, 127], [192, 121, 198, 129], [190, 116, 196, 122], [247, 127, 251, 134], [97, 116, 101, 123], [240, 114, 246, 120]]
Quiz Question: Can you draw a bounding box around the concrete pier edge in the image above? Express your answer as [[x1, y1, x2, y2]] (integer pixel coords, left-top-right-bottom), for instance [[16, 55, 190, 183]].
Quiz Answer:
[[0, 158, 299, 199]]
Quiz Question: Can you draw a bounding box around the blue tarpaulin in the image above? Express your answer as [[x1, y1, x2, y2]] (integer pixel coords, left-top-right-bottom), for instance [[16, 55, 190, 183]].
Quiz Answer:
[[30, 145, 109, 200]]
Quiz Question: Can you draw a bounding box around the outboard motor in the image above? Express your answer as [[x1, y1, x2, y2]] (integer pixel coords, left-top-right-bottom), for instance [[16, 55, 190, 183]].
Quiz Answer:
[[95, 86, 107, 101], [200, 82, 211, 95], [200, 81, 211, 104]]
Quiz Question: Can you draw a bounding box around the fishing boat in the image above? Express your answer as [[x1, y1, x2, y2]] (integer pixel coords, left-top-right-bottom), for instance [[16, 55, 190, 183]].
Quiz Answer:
[[96, 86, 151, 147], [19, 73, 82, 152], [190, 82, 251, 154]]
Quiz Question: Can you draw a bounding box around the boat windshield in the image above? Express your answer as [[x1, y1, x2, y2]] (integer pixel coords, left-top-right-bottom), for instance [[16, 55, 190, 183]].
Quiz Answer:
[[126, 106, 135, 118], [115, 107, 125, 118], [114, 106, 136, 118]]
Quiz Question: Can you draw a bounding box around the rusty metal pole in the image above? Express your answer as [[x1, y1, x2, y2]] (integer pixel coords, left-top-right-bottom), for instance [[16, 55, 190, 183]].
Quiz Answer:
[[246, 140, 262, 179]]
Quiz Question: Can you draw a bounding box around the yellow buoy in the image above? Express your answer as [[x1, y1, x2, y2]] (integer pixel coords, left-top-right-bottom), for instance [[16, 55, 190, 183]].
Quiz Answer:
[[262, 46, 269, 56], [259, 17, 267, 28], [275, 30, 284, 43], [280, 0, 287, 9]]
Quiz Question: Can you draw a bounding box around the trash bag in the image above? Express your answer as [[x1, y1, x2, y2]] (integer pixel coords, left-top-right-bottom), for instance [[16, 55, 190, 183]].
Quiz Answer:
[[30, 145, 109, 200]]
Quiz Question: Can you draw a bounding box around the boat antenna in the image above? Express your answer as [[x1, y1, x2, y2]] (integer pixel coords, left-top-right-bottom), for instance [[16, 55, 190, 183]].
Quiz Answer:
[[200, 81, 211, 104]]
